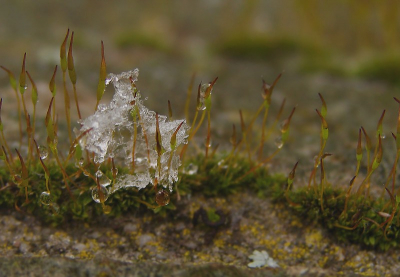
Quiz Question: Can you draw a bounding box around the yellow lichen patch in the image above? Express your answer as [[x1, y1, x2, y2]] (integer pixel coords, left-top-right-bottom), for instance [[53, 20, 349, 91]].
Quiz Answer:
[[271, 247, 288, 262], [342, 251, 382, 277], [142, 215, 152, 223], [83, 238, 100, 254], [182, 228, 191, 236], [183, 250, 193, 263], [33, 249, 48, 257], [240, 221, 265, 237], [305, 229, 324, 249], [232, 244, 247, 254], [78, 250, 94, 259], [197, 252, 214, 263], [290, 218, 304, 228], [105, 231, 125, 248], [213, 238, 225, 248], [214, 197, 227, 206], [318, 255, 329, 268], [225, 230, 232, 236], [147, 240, 165, 253], [128, 226, 142, 243], [53, 231, 70, 239], [291, 245, 309, 260]]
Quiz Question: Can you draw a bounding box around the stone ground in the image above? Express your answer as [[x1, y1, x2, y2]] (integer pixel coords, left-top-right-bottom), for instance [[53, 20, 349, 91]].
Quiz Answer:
[[1, 191, 400, 277]]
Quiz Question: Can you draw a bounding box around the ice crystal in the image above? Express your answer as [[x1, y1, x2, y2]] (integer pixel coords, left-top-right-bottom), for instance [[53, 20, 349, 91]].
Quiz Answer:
[[77, 69, 189, 197]]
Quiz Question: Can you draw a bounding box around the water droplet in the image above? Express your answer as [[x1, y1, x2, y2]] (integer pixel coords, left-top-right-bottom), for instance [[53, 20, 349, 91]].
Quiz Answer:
[[200, 83, 211, 96], [38, 145, 48, 160], [280, 119, 289, 132], [91, 185, 109, 203], [95, 170, 103, 178], [98, 173, 111, 187], [217, 159, 228, 169], [155, 189, 170, 206], [113, 168, 118, 176], [196, 103, 206, 111], [380, 134, 386, 139], [52, 136, 58, 146], [204, 138, 212, 148], [12, 174, 22, 185], [274, 136, 283, 149], [185, 163, 198, 175], [40, 191, 52, 205], [75, 157, 85, 168]]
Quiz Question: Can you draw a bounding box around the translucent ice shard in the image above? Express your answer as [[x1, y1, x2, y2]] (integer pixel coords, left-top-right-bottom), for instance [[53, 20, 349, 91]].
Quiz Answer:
[[77, 69, 189, 196]]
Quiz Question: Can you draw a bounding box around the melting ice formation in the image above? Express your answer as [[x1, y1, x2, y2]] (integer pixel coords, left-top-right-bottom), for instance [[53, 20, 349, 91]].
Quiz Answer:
[[77, 69, 189, 194]]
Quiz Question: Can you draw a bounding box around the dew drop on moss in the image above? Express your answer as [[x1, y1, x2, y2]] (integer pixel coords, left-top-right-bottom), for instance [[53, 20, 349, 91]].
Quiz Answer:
[[12, 174, 22, 185], [75, 157, 84, 168], [96, 170, 111, 186], [155, 189, 170, 206], [40, 191, 52, 205], [184, 163, 198, 175], [91, 185, 109, 203], [204, 138, 212, 148], [52, 137, 58, 147], [217, 159, 228, 169], [38, 145, 48, 160], [99, 175, 111, 187], [197, 103, 206, 111], [95, 170, 103, 178], [280, 119, 289, 132], [200, 83, 211, 96], [275, 136, 283, 149]]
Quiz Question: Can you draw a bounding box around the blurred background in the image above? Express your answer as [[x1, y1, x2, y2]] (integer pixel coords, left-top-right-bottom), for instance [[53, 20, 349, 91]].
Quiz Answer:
[[1, 0, 400, 179]]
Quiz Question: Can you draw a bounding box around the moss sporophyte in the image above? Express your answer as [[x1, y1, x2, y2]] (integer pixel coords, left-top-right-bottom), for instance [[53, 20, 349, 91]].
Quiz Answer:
[[1, 29, 400, 251]]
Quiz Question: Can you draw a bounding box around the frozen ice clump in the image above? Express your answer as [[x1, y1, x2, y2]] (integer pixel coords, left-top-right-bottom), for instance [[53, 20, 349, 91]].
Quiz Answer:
[[77, 69, 139, 164], [77, 69, 189, 194]]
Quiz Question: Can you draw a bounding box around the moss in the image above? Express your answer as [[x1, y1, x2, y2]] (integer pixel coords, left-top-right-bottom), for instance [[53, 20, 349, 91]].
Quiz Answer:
[[115, 31, 170, 52], [356, 53, 400, 85], [298, 54, 349, 77], [282, 185, 400, 251], [215, 34, 320, 60]]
